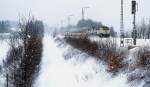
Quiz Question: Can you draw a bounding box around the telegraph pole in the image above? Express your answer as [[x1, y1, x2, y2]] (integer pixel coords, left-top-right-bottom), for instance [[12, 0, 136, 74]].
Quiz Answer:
[[120, 0, 124, 47], [82, 8, 84, 20], [60, 20, 64, 29], [68, 15, 73, 27], [82, 7, 90, 20], [132, 0, 137, 45]]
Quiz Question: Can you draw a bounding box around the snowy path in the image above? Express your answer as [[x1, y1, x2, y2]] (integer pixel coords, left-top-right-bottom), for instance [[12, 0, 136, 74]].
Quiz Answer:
[[0, 35, 147, 87], [34, 35, 128, 87]]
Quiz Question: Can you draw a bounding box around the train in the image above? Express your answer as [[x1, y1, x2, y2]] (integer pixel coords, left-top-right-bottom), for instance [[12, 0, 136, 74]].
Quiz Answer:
[[59, 26, 111, 38], [86, 26, 110, 37]]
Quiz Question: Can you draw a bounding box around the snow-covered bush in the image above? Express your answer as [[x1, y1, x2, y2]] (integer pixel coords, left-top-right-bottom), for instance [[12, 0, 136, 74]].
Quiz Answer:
[[2, 19, 44, 87], [127, 47, 150, 86], [65, 36, 127, 73]]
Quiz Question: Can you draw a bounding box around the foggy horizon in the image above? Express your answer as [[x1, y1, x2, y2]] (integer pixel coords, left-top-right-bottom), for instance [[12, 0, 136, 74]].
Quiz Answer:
[[0, 0, 150, 31]]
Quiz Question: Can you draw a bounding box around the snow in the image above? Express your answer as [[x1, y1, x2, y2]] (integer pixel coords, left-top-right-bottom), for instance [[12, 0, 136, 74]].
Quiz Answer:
[[0, 39, 10, 87], [34, 34, 129, 87], [0, 39, 10, 65], [0, 33, 149, 87]]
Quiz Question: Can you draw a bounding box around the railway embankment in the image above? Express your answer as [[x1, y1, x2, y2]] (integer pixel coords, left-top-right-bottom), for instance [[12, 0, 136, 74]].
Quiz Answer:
[[64, 36, 150, 86]]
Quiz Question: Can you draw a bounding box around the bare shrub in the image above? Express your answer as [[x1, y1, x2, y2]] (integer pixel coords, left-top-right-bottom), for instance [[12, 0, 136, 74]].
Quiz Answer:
[[136, 47, 150, 68], [3, 46, 23, 87], [127, 47, 150, 86], [65, 37, 98, 55], [65, 36, 127, 73], [18, 20, 44, 87], [3, 19, 44, 87], [105, 49, 126, 72]]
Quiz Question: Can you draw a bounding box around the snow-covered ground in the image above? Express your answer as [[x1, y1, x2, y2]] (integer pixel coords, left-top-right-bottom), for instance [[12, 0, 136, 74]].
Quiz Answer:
[[0, 39, 10, 65], [0, 39, 10, 87], [0, 34, 148, 87], [34, 35, 131, 87]]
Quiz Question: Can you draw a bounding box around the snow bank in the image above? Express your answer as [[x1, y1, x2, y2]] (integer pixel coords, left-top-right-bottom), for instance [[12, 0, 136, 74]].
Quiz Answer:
[[0, 39, 10, 87], [0, 39, 10, 65], [34, 35, 129, 87]]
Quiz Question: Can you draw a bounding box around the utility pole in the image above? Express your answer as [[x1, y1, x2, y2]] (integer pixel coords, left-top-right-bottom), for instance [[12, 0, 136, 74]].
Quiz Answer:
[[120, 0, 124, 47], [61, 20, 64, 29], [132, 0, 137, 45], [82, 7, 90, 20], [68, 15, 73, 27]]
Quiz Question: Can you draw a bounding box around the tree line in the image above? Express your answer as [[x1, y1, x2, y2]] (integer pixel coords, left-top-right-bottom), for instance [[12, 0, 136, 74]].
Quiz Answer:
[[125, 19, 150, 39], [0, 21, 10, 33]]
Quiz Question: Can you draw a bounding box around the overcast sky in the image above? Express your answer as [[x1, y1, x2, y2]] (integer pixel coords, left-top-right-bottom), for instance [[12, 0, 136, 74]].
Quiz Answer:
[[0, 0, 150, 31]]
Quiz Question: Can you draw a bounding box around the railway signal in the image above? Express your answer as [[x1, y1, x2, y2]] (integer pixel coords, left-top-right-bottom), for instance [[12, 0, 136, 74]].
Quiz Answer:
[[132, 0, 137, 45]]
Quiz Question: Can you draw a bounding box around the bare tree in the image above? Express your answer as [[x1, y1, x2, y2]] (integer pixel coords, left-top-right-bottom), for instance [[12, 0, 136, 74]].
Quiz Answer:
[[141, 19, 147, 39], [147, 19, 150, 39]]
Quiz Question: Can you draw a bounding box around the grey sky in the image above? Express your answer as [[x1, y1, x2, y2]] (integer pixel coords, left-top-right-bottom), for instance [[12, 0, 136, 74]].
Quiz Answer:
[[0, 0, 150, 31]]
